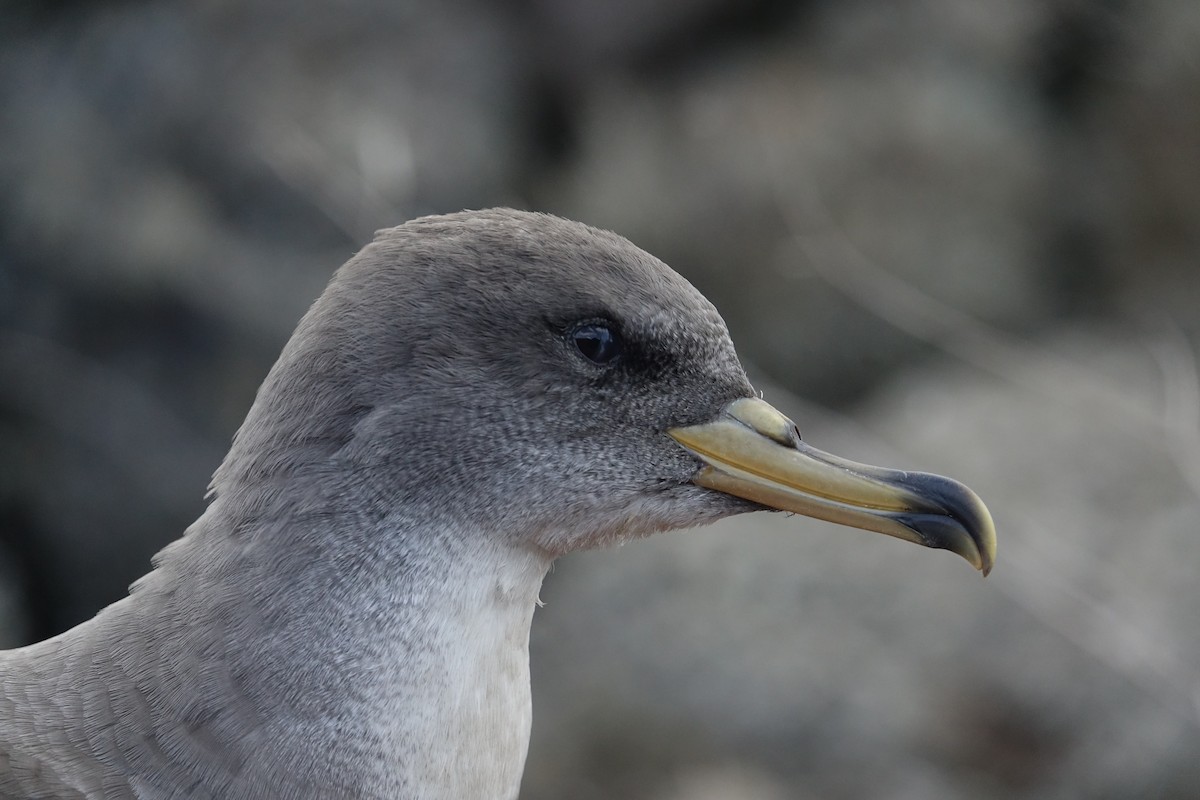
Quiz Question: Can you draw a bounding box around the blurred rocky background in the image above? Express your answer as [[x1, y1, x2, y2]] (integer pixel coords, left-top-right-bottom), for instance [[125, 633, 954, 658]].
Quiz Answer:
[[1, 0, 1198, 797]]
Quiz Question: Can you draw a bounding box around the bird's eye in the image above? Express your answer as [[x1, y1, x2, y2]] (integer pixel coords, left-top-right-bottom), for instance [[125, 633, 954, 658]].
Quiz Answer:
[[571, 323, 623, 365]]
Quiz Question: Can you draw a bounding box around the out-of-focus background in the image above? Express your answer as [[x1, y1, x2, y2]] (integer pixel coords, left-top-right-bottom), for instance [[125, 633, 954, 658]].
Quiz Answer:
[[2, 0, 1198, 797]]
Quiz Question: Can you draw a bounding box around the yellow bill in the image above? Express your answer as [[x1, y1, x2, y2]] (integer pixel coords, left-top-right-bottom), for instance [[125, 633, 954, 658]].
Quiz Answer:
[[669, 397, 996, 575]]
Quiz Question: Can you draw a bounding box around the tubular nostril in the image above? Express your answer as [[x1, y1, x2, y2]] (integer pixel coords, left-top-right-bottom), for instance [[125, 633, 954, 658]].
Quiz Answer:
[[727, 397, 800, 447]]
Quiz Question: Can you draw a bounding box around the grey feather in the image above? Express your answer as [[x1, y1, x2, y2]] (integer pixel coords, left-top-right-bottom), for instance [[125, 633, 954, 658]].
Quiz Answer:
[[0, 209, 758, 799]]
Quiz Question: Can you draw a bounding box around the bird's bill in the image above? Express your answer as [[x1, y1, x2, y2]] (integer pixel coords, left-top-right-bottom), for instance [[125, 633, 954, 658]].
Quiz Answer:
[[668, 397, 996, 575]]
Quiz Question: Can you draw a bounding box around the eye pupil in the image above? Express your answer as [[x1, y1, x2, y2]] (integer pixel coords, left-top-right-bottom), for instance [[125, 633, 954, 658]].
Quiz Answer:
[[572, 324, 622, 364]]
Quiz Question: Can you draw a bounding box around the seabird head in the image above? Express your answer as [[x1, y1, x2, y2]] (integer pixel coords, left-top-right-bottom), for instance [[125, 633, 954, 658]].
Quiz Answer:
[[0, 208, 996, 800], [212, 208, 994, 572]]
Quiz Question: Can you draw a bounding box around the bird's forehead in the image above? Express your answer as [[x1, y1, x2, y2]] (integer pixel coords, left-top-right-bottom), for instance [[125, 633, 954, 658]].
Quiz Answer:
[[373, 209, 729, 337]]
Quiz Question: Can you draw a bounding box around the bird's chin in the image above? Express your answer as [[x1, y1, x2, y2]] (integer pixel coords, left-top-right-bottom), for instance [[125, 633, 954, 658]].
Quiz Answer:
[[536, 484, 761, 556], [673, 482, 766, 521]]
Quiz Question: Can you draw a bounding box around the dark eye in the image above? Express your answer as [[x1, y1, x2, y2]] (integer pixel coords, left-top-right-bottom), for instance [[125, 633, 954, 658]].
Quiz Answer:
[[571, 323, 623, 365]]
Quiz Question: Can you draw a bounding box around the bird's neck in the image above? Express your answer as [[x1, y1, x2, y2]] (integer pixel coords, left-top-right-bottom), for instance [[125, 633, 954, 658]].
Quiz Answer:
[[70, 503, 552, 799], [360, 531, 551, 799]]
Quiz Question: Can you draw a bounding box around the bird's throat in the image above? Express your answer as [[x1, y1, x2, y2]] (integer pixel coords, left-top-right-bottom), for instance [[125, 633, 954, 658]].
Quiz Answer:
[[361, 530, 552, 799]]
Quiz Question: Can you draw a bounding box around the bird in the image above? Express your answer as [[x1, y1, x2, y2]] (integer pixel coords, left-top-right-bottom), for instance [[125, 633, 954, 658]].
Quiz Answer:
[[0, 208, 995, 799]]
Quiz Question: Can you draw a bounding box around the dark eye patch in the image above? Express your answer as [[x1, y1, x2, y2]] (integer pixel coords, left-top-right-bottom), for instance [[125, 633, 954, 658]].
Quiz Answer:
[[570, 322, 623, 365]]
